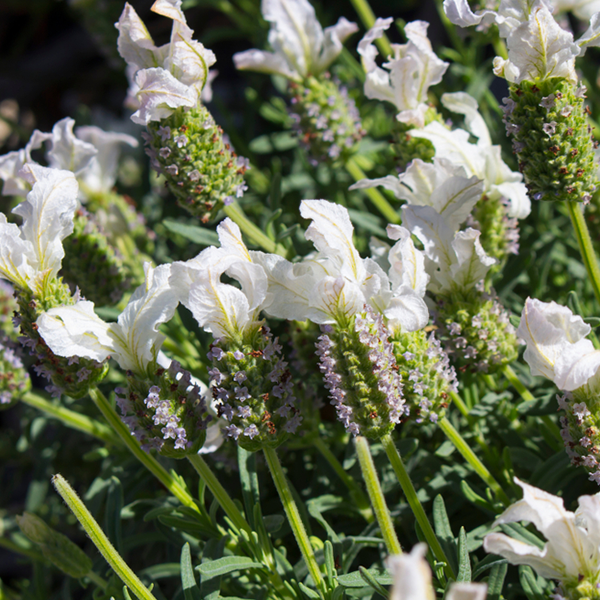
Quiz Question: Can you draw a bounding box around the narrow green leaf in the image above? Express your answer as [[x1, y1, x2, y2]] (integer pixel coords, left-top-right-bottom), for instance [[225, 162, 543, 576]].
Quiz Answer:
[[359, 566, 389, 599], [499, 523, 544, 549], [432, 495, 458, 576], [460, 481, 496, 512], [181, 543, 201, 600], [457, 527, 471, 582], [123, 586, 133, 600], [163, 219, 219, 247], [336, 569, 392, 588], [472, 554, 507, 579], [487, 562, 508, 600], [196, 556, 266, 580], [298, 582, 320, 599], [106, 477, 123, 553], [237, 446, 259, 528], [324, 540, 335, 585], [519, 566, 544, 600]]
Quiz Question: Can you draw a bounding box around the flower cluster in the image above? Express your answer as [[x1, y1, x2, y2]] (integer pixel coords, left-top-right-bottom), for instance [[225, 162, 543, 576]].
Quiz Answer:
[[391, 329, 457, 423], [233, 0, 363, 162], [484, 478, 600, 600], [208, 329, 300, 452], [144, 106, 248, 222], [316, 306, 405, 439], [116, 360, 210, 458]]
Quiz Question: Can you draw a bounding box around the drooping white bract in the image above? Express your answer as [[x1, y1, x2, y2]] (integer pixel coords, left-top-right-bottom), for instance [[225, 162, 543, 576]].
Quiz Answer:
[[232, 0, 358, 81], [484, 478, 600, 586], [399, 172, 496, 296], [516, 298, 600, 391], [115, 0, 216, 124], [388, 544, 487, 600], [169, 219, 268, 340], [0, 117, 138, 200], [256, 199, 429, 332], [552, 0, 600, 20], [352, 157, 485, 228], [357, 19, 448, 128], [36, 263, 179, 375], [0, 165, 78, 294], [443, 0, 600, 84], [0, 130, 51, 196], [410, 93, 531, 219]]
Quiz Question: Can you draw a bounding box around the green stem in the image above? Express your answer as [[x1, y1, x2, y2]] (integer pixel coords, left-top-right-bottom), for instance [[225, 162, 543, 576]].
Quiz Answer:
[[52, 475, 158, 600], [189, 453, 293, 600], [89, 387, 200, 513], [186, 454, 249, 534], [502, 365, 562, 448], [354, 437, 402, 556], [438, 418, 511, 506], [346, 159, 401, 225], [263, 447, 327, 597], [348, 0, 393, 57], [567, 200, 600, 307], [380, 434, 455, 580], [223, 202, 286, 255], [313, 437, 373, 523], [20, 392, 120, 446]]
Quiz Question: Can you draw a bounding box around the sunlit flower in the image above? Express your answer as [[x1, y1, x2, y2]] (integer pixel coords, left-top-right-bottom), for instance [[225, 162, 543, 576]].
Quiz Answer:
[[116, 0, 216, 124], [37, 263, 179, 375], [357, 19, 448, 127], [233, 0, 357, 81], [484, 478, 600, 593]]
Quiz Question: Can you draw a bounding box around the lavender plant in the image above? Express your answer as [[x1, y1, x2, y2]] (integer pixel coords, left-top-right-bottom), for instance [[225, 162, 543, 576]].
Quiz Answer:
[[3, 0, 600, 599]]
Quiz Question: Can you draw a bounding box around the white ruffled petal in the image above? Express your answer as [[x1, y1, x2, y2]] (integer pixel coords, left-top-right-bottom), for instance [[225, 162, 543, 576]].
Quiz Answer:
[[387, 544, 434, 600], [348, 175, 405, 198], [36, 301, 114, 363], [503, 6, 579, 83], [14, 165, 79, 279], [45, 118, 98, 177], [310, 276, 365, 323], [0, 215, 36, 288], [450, 228, 496, 291], [483, 533, 562, 580], [578, 11, 600, 54], [516, 298, 594, 384], [300, 199, 364, 283], [131, 68, 197, 125], [314, 17, 358, 73], [233, 49, 299, 79], [386, 224, 429, 297], [75, 126, 138, 194], [384, 293, 429, 333], [441, 92, 491, 146], [116, 3, 158, 70], [263, 0, 323, 78], [111, 263, 179, 373]]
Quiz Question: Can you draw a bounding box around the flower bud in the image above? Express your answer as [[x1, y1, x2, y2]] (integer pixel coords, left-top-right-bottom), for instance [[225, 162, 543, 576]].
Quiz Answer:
[[435, 290, 518, 373], [391, 111, 438, 170], [557, 392, 600, 486], [504, 79, 598, 203], [117, 361, 210, 459], [0, 281, 30, 409], [16, 285, 108, 398], [391, 329, 457, 425], [208, 326, 300, 452], [288, 74, 365, 164], [16, 512, 93, 578], [144, 106, 248, 223], [315, 306, 405, 439], [61, 209, 130, 306], [468, 195, 520, 272]]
